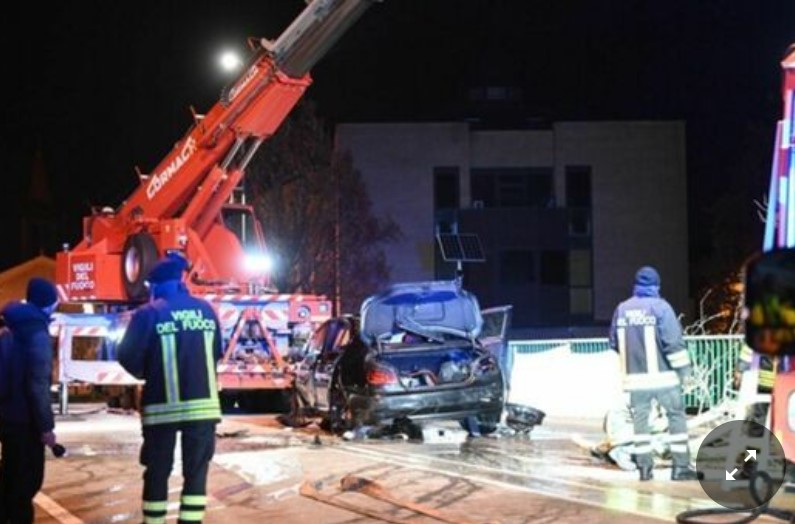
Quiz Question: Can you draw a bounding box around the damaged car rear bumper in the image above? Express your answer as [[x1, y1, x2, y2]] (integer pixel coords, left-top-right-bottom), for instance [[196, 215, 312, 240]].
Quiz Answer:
[[347, 378, 504, 425]]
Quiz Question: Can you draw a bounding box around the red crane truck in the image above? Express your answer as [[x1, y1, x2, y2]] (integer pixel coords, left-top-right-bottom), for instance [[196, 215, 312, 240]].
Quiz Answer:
[[52, 0, 380, 411]]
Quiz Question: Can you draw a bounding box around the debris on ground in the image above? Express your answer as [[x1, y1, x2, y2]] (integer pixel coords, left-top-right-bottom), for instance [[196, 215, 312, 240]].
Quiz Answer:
[[421, 426, 469, 445], [343, 416, 424, 441], [505, 403, 546, 434], [339, 474, 484, 524], [216, 429, 249, 439]]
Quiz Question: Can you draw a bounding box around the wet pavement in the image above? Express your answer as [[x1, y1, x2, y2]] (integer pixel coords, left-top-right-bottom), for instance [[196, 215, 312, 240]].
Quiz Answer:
[[32, 405, 793, 523]]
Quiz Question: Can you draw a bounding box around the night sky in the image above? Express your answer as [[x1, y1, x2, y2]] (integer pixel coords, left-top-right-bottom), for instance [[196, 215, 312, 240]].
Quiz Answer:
[[1, 1, 794, 291]]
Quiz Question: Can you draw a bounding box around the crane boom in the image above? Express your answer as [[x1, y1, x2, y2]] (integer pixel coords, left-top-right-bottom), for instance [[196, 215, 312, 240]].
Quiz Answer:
[[56, 0, 378, 302], [50, 0, 381, 409]]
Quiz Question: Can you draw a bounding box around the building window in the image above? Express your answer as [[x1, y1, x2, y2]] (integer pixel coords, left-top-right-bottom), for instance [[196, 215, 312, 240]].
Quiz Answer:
[[499, 250, 535, 285], [570, 288, 593, 316], [540, 250, 568, 285], [434, 167, 460, 210], [566, 166, 592, 207], [569, 249, 592, 287], [569, 249, 593, 316], [566, 166, 592, 236], [471, 167, 553, 208], [569, 209, 591, 236]]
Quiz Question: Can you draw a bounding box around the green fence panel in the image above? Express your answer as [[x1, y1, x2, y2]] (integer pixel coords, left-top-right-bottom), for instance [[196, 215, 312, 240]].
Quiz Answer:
[[683, 335, 744, 411], [508, 335, 744, 410]]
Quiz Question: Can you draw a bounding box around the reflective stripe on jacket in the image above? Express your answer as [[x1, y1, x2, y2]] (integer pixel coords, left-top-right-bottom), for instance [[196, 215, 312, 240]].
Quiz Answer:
[[118, 285, 223, 426], [737, 345, 777, 389], [609, 295, 688, 391]]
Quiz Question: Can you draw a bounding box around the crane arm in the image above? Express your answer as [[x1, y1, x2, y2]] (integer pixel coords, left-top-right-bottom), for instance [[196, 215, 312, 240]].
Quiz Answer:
[[57, 0, 380, 302], [112, 0, 377, 228]]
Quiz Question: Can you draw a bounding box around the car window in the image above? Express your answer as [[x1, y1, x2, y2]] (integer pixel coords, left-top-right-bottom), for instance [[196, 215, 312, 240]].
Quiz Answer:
[[480, 305, 512, 340], [319, 319, 351, 364], [305, 323, 328, 355]]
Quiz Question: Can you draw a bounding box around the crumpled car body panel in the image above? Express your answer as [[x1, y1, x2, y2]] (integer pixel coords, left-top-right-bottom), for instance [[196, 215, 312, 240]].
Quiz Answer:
[[292, 281, 508, 431]]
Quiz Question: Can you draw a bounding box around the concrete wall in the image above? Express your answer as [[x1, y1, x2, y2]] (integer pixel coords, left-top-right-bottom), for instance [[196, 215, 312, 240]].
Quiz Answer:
[[554, 121, 688, 320], [335, 123, 470, 283], [335, 120, 689, 327]]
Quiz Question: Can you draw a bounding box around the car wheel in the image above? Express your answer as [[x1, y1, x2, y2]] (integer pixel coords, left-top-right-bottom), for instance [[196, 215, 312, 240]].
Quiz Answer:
[[476, 412, 500, 435], [459, 412, 500, 436], [281, 388, 312, 428], [121, 232, 159, 301], [327, 382, 355, 434]]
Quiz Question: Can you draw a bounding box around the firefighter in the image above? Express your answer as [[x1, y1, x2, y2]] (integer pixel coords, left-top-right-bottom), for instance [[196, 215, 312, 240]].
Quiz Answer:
[[734, 344, 777, 426], [118, 254, 223, 524], [609, 266, 702, 481]]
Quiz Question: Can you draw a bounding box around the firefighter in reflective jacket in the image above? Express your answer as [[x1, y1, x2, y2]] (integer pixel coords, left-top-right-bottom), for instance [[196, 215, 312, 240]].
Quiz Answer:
[[609, 266, 701, 481], [734, 344, 777, 425], [118, 254, 223, 524], [737, 344, 777, 391]]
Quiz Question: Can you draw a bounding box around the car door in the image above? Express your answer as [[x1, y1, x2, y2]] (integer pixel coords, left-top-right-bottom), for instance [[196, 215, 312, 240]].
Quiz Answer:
[[313, 318, 352, 410], [293, 321, 329, 409], [479, 305, 513, 383]]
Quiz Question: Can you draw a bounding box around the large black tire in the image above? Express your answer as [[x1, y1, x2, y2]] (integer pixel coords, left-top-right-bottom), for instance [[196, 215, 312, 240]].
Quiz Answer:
[[476, 412, 500, 435], [460, 412, 500, 435], [279, 388, 312, 428], [326, 382, 356, 434], [122, 233, 159, 300]]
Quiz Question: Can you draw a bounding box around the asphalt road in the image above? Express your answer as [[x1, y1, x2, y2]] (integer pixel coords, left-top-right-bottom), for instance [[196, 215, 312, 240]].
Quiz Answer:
[[29, 406, 791, 523]]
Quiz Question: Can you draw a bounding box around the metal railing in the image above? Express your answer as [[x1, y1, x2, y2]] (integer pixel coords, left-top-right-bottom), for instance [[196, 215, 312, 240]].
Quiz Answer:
[[508, 335, 744, 411]]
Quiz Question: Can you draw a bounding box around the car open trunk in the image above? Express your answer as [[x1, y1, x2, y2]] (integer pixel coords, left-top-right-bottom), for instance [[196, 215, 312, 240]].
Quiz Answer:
[[361, 280, 483, 343], [377, 341, 485, 388]]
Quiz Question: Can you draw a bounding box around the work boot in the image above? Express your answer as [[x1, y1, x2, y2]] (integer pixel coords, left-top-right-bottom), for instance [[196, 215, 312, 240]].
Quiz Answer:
[[671, 466, 703, 481], [638, 464, 653, 481]]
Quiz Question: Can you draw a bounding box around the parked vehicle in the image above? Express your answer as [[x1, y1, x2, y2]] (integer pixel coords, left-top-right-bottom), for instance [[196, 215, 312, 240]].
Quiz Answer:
[[288, 281, 508, 434]]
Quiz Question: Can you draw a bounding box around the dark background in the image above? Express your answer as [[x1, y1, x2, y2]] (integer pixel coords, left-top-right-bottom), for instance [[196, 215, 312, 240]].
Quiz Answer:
[[1, 1, 793, 293]]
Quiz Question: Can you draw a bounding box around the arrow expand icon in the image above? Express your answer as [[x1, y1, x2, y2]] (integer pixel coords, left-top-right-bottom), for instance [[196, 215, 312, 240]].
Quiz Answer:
[[726, 468, 739, 480], [745, 450, 757, 462]]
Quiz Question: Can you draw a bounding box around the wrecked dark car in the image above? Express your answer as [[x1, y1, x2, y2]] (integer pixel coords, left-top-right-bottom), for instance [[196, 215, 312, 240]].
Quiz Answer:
[[288, 281, 507, 434]]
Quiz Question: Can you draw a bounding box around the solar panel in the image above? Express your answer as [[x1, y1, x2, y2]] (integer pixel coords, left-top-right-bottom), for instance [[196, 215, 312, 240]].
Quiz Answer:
[[437, 233, 463, 260], [458, 234, 485, 261], [436, 233, 485, 262]]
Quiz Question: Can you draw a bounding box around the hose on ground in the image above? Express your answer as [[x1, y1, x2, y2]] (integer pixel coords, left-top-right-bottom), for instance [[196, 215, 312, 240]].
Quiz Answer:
[[676, 471, 794, 524]]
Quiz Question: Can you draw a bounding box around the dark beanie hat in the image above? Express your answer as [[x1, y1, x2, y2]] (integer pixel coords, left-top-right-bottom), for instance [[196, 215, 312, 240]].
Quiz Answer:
[[635, 266, 661, 287], [27, 277, 58, 309], [146, 253, 188, 284]]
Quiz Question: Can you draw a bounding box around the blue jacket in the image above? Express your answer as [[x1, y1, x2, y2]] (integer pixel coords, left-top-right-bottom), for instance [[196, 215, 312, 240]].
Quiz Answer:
[[0, 302, 55, 434], [118, 284, 223, 426], [609, 288, 690, 391]]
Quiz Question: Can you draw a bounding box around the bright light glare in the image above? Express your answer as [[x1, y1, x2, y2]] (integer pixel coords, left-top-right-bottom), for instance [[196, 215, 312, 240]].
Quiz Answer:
[[245, 254, 274, 274], [219, 51, 242, 72]]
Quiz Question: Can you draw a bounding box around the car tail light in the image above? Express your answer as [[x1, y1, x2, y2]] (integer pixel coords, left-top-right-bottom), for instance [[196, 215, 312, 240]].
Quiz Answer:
[[367, 363, 398, 385]]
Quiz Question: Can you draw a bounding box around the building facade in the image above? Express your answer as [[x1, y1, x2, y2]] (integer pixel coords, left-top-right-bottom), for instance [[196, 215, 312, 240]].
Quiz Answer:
[[335, 121, 688, 330]]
